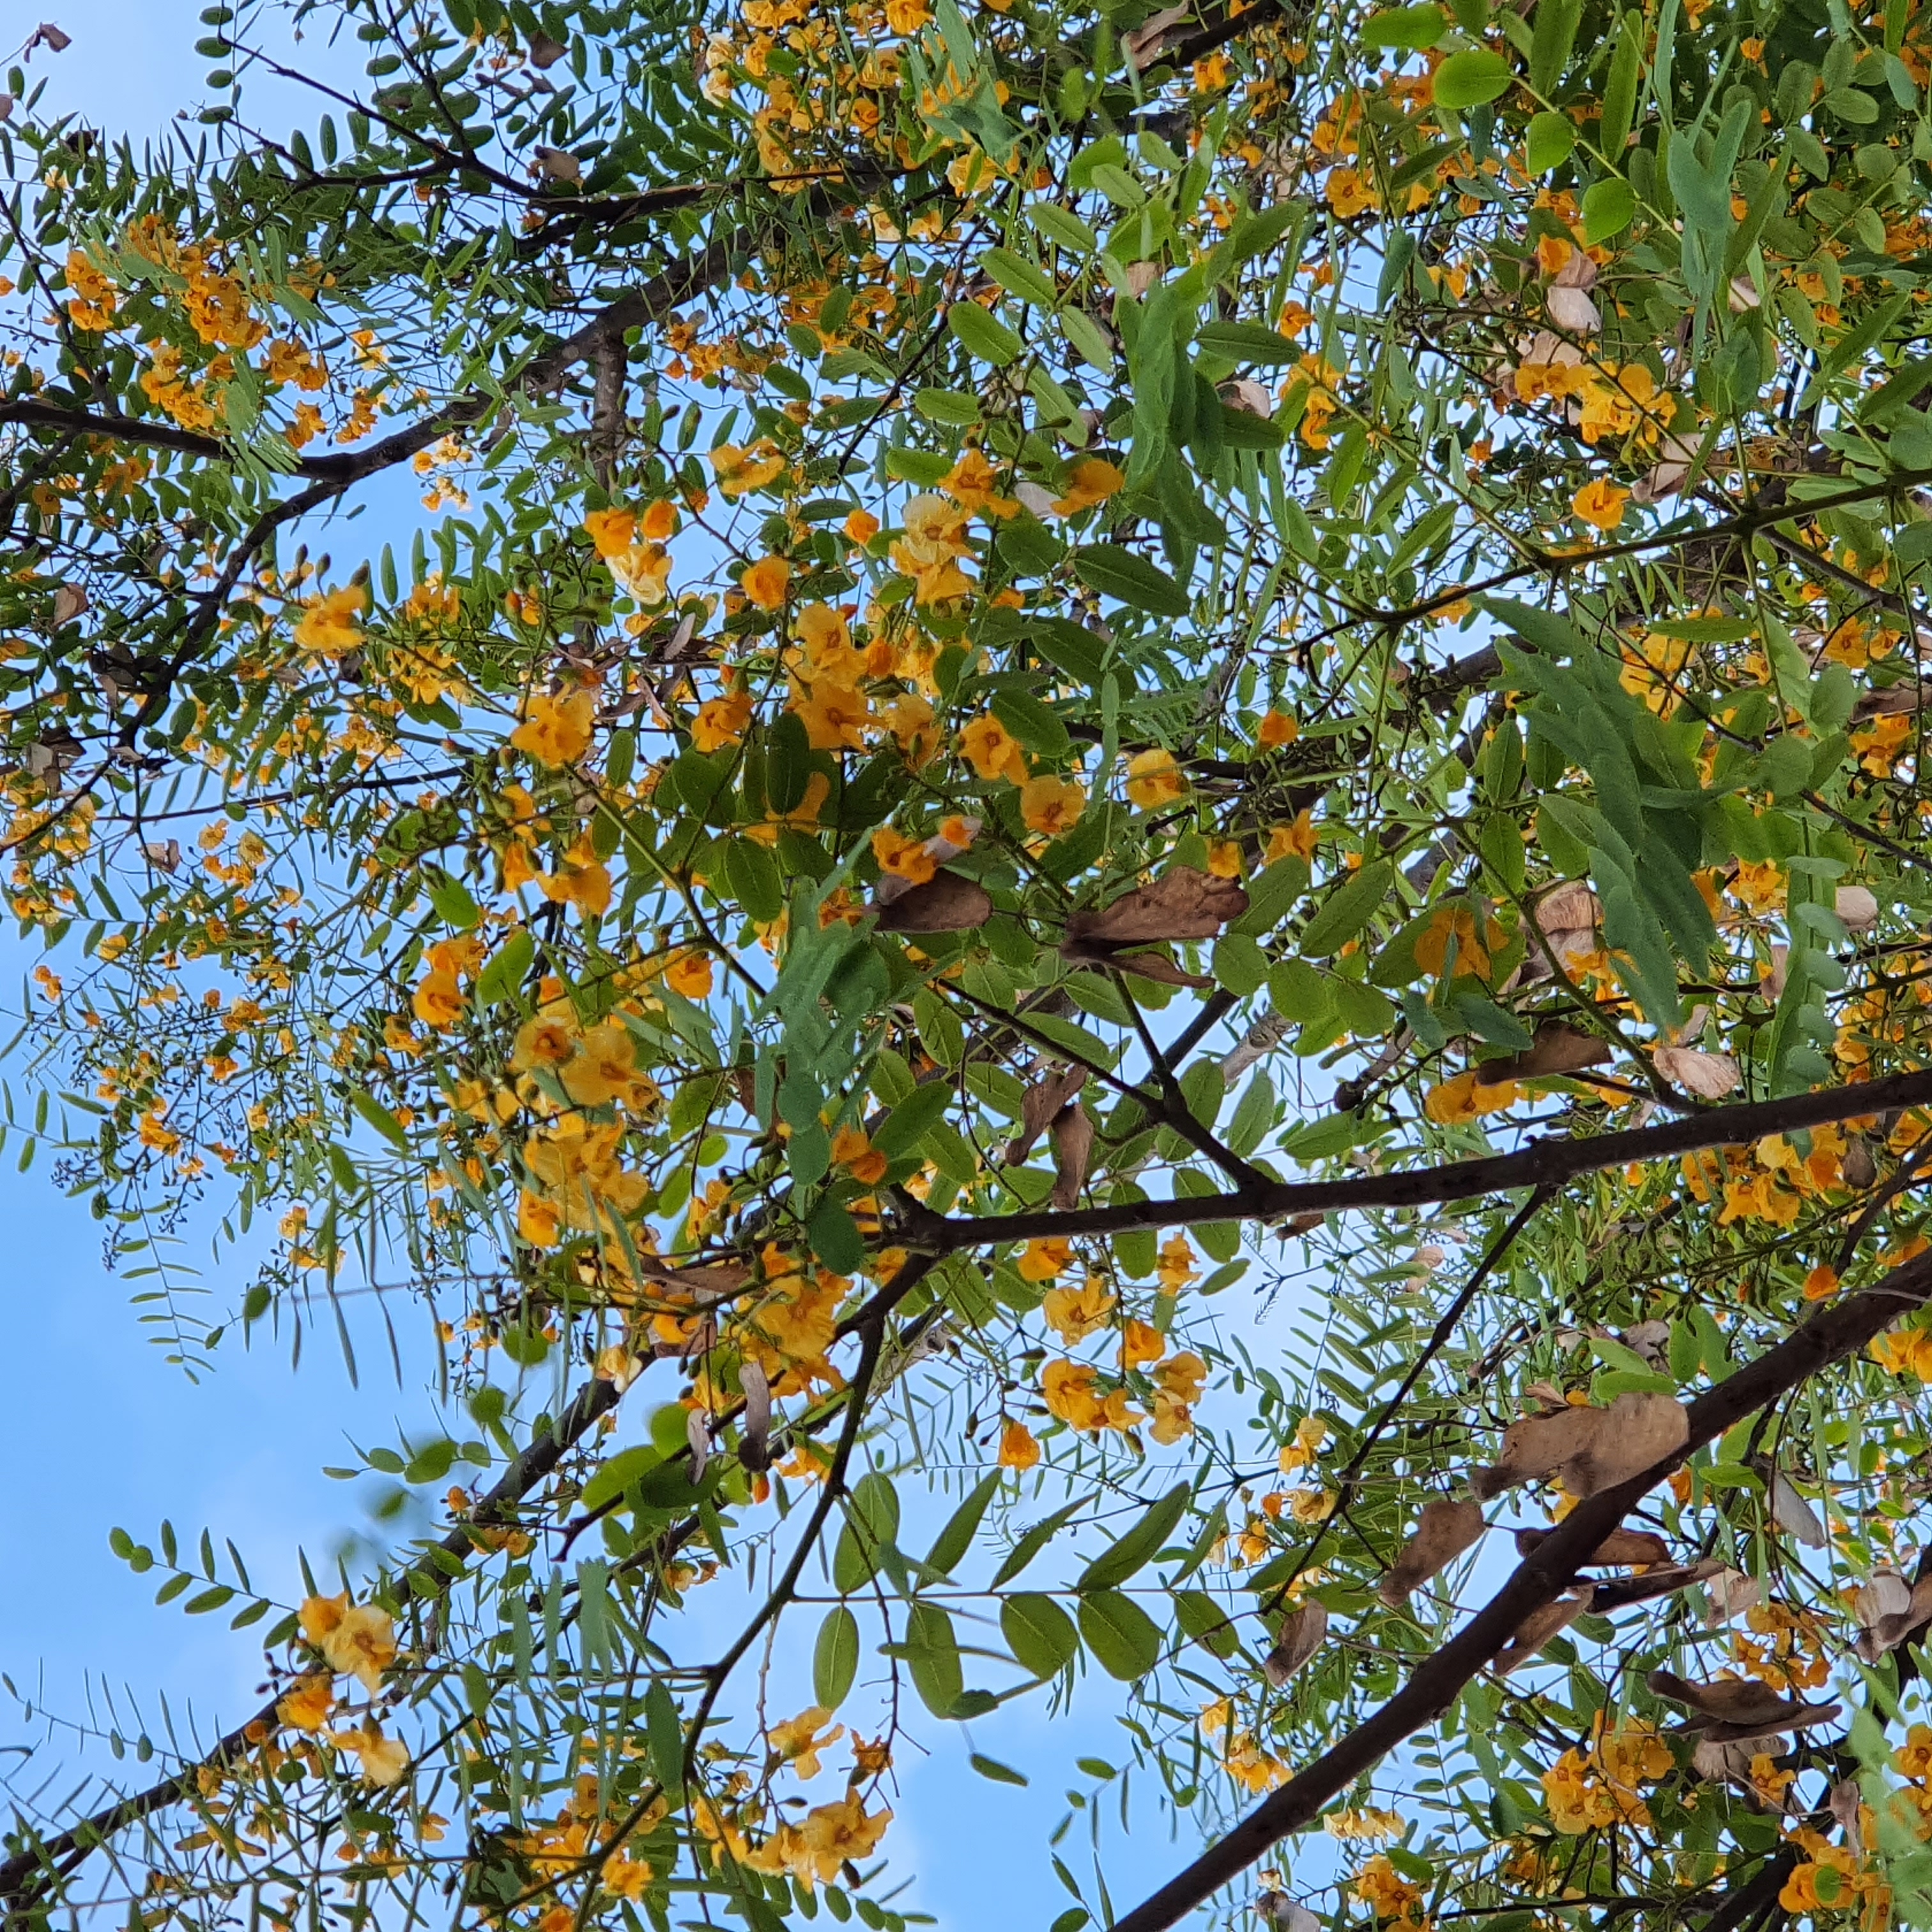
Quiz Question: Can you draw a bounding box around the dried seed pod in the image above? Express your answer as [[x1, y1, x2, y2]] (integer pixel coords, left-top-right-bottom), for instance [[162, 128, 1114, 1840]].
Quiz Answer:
[[1377, 1498, 1487, 1605], [1514, 1526, 1671, 1569], [739, 1360, 772, 1473], [1475, 1392, 1687, 1501], [686, 1406, 711, 1482], [1048, 1099, 1094, 1211], [873, 870, 995, 933], [1494, 1590, 1588, 1673], [1261, 1600, 1328, 1687]]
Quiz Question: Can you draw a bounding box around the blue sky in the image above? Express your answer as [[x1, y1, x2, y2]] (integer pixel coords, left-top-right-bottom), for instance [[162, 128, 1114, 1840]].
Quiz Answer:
[[0, 8, 1241, 1920]]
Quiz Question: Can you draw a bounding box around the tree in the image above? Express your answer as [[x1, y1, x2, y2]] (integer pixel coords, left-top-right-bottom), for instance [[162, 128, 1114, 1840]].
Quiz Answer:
[[5, 0, 1932, 1925]]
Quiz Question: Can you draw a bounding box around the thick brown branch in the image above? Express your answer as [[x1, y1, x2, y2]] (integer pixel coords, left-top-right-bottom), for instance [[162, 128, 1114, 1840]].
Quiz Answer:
[[1111, 1245, 1932, 1932], [903, 1067, 1932, 1248]]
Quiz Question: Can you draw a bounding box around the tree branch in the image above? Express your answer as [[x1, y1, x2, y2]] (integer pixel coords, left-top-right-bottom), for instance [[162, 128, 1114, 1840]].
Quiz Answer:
[[1110, 1245, 1932, 1932], [902, 1068, 1932, 1249]]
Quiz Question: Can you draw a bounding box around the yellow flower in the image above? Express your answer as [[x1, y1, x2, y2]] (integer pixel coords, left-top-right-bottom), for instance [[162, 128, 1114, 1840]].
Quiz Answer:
[[519, 1191, 562, 1247], [1020, 774, 1085, 836], [794, 1795, 891, 1882], [337, 1722, 410, 1786], [960, 714, 1029, 785], [998, 1418, 1041, 1469], [1279, 1416, 1329, 1472], [511, 689, 596, 767], [769, 1706, 845, 1779], [601, 1853, 656, 1899], [693, 689, 753, 752], [1125, 748, 1186, 809], [1019, 1236, 1075, 1282], [1157, 1234, 1198, 1292], [1119, 1317, 1166, 1372], [300, 1595, 397, 1692], [1042, 1275, 1115, 1341], [845, 508, 880, 544], [1572, 478, 1630, 532], [583, 507, 638, 556], [412, 969, 464, 1030], [711, 441, 785, 497], [831, 1124, 888, 1184], [293, 583, 367, 657], [276, 1673, 335, 1733], [1050, 456, 1125, 515], [741, 555, 792, 611], [665, 952, 715, 1000], [1423, 1068, 1520, 1123]]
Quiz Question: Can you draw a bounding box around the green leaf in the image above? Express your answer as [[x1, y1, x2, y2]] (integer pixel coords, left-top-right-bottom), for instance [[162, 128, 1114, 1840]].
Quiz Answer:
[[476, 930, 534, 1007], [723, 839, 785, 923], [1526, 109, 1575, 173], [1078, 1590, 1163, 1679], [991, 1497, 1088, 1585], [645, 1678, 685, 1797], [926, 1471, 1002, 1579], [1299, 860, 1396, 957], [875, 1080, 952, 1155], [1071, 544, 1191, 616], [1361, 2, 1448, 47], [1581, 177, 1637, 243], [985, 246, 1057, 309], [349, 1087, 410, 1150], [1195, 321, 1304, 365], [992, 687, 1073, 759], [949, 302, 1022, 365], [1432, 48, 1515, 108], [814, 1605, 861, 1708], [1077, 1483, 1190, 1591], [970, 1752, 1030, 1786], [1002, 1592, 1081, 1677], [1529, 0, 1583, 94], [833, 1472, 901, 1593], [903, 1601, 965, 1716], [1030, 203, 1099, 252]]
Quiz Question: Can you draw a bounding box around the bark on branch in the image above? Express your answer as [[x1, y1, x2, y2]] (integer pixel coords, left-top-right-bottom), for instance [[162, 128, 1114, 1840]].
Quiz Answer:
[[1110, 1245, 1932, 1932], [905, 1067, 1932, 1248]]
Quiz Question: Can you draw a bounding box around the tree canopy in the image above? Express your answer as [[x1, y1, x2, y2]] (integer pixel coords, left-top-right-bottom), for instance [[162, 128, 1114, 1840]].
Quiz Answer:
[[9, 0, 1932, 1928]]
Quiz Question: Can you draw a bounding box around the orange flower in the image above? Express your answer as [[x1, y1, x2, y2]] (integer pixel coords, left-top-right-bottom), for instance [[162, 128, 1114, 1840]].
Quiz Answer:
[[711, 442, 785, 497], [511, 689, 595, 767], [831, 1124, 889, 1184], [1125, 748, 1186, 809], [845, 508, 880, 543], [1020, 774, 1085, 836], [741, 556, 792, 610], [1018, 1236, 1074, 1282], [293, 583, 367, 657], [998, 1418, 1041, 1470], [1266, 811, 1319, 864], [665, 952, 715, 999], [960, 714, 1029, 784], [1051, 456, 1125, 516], [693, 690, 753, 751], [1572, 478, 1630, 532], [871, 825, 938, 884], [1257, 709, 1300, 748]]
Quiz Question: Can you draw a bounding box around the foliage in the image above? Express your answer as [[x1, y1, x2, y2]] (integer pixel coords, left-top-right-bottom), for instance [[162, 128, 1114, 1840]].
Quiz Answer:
[[10, 0, 1932, 1927]]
